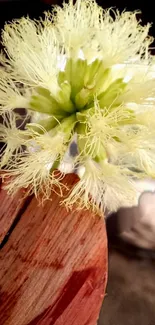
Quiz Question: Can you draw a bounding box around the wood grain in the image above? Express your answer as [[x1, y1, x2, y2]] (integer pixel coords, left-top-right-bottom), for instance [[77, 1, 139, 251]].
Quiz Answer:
[[0, 180, 29, 245], [0, 173, 107, 325]]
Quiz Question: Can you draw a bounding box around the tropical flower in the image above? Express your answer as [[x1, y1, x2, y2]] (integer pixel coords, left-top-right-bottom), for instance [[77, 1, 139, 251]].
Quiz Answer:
[[1, 0, 155, 214]]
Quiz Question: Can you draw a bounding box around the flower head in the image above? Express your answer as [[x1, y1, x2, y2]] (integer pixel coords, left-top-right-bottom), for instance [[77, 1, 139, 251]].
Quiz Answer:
[[1, 0, 155, 214]]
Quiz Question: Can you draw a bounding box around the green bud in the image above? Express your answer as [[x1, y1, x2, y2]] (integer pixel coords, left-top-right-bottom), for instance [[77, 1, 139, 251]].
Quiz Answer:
[[57, 81, 75, 113], [26, 116, 58, 133], [95, 67, 110, 93], [76, 63, 110, 110], [70, 59, 87, 100], [85, 68, 111, 109], [50, 114, 77, 138], [75, 87, 93, 110], [76, 106, 95, 122], [84, 59, 102, 86], [29, 87, 67, 118], [98, 78, 127, 108]]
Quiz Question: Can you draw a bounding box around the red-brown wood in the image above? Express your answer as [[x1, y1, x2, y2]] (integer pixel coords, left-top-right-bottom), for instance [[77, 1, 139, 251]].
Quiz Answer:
[[0, 174, 107, 325], [0, 181, 28, 244]]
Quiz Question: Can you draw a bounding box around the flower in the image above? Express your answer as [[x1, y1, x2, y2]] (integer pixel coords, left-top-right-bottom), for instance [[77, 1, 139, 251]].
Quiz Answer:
[[0, 112, 29, 168], [64, 158, 140, 213], [1, 0, 155, 214]]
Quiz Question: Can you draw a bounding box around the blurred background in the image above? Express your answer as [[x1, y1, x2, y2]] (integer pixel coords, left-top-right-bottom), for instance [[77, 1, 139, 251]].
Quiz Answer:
[[0, 1, 155, 324]]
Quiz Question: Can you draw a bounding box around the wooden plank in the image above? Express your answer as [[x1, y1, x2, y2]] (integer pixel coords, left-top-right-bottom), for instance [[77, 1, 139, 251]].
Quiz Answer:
[[0, 179, 29, 245], [0, 173, 107, 325]]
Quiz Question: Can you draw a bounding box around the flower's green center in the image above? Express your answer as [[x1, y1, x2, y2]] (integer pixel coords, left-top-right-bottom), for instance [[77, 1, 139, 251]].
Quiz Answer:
[[28, 58, 129, 161]]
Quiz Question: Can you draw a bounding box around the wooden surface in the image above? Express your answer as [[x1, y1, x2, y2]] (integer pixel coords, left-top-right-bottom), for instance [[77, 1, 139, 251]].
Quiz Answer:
[[0, 174, 107, 325]]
